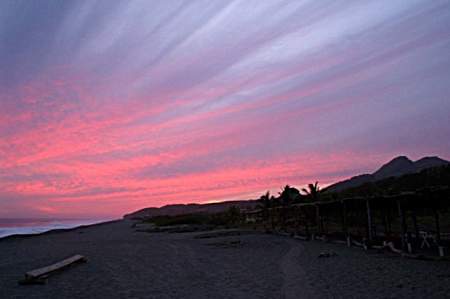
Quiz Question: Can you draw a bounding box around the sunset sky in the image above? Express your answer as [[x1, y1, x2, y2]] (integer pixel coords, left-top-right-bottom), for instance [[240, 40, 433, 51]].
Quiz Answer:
[[1, 0, 450, 219]]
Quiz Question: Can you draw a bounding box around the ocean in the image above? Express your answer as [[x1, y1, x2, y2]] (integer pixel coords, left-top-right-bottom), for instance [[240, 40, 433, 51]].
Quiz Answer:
[[0, 218, 112, 239]]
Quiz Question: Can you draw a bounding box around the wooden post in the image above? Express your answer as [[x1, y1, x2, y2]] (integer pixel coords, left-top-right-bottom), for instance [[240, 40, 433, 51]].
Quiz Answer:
[[433, 208, 441, 244], [366, 198, 373, 242], [411, 209, 419, 242], [407, 242, 413, 254], [294, 206, 300, 235], [305, 221, 310, 238], [315, 205, 323, 235], [382, 214, 389, 236], [321, 216, 326, 234], [341, 201, 348, 233], [382, 201, 391, 238], [439, 246, 445, 257], [270, 207, 275, 230], [387, 213, 392, 234], [397, 199, 407, 251], [341, 200, 351, 246], [301, 207, 309, 238]]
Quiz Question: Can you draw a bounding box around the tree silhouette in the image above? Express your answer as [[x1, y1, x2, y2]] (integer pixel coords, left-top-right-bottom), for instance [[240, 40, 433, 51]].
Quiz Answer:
[[301, 181, 320, 201], [279, 185, 301, 205], [258, 191, 272, 224], [278, 185, 300, 229]]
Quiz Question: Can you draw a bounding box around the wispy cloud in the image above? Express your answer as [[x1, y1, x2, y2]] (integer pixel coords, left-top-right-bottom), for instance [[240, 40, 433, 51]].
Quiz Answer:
[[1, 0, 450, 217]]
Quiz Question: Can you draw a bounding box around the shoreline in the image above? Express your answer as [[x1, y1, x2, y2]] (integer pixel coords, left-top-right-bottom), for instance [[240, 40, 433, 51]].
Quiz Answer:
[[0, 219, 121, 242]]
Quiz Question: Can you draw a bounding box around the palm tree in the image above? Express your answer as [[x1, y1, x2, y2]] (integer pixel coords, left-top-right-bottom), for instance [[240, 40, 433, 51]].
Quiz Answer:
[[257, 191, 277, 229], [301, 181, 320, 201], [302, 181, 322, 233], [279, 185, 301, 205], [278, 185, 300, 229], [258, 191, 271, 223], [269, 194, 276, 229]]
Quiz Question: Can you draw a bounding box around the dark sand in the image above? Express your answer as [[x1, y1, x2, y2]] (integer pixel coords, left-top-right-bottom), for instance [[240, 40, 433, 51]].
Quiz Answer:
[[0, 220, 449, 298]]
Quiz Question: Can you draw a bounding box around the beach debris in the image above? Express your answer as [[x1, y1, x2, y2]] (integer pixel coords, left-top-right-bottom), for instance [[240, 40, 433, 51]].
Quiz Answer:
[[206, 239, 242, 248], [293, 235, 308, 241], [19, 254, 87, 285], [194, 229, 251, 239], [137, 224, 214, 234], [133, 222, 156, 231], [318, 251, 337, 258]]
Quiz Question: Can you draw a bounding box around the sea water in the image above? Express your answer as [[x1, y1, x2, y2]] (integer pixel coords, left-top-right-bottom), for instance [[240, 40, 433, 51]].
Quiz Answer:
[[0, 218, 111, 239]]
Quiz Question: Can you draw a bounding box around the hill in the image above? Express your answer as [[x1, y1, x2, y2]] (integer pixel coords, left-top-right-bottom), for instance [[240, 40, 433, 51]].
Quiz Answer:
[[324, 156, 449, 193], [331, 164, 450, 198], [123, 200, 258, 220]]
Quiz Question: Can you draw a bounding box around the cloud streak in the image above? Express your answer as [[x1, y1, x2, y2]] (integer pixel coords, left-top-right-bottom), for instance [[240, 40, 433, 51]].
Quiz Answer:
[[1, 0, 450, 218]]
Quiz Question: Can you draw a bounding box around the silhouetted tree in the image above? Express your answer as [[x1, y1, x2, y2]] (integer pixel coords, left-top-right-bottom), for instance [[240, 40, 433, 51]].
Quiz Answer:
[[257, 191, 278, 229], [258, 191, 271, 223], [268, 194, 276, 229], [302, 182, 322, 232], [278, 185, 300, 229], [279, 185, 301, 205], [301, 181, 320, 201]]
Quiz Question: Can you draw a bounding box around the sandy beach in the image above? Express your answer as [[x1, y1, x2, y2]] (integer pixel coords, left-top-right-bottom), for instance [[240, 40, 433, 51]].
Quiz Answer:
[[0, 220, 449, 299]]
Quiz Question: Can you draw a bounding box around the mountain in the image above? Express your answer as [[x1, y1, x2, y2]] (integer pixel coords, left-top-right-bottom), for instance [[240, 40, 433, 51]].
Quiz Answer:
[[324, 155, 449, 193], [123, 200, 258, 220], [373, 156, 415, 180], [414, 156, 450, 172]]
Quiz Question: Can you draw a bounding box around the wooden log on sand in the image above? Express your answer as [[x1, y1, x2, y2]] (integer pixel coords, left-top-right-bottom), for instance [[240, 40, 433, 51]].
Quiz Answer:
[[19, 254, 87, 285]]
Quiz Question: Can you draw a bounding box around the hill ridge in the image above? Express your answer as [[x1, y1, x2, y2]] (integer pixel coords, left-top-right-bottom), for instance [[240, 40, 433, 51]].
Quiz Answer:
[[324, 155, 449, 193]]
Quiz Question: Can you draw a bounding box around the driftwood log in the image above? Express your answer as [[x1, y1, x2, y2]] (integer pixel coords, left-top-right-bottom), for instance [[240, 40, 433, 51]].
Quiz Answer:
[[19, 254, 87, 285]]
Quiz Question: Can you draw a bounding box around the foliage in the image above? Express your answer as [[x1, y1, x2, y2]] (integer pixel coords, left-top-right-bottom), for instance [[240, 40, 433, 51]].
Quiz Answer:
[[145, 214, 211, 226], [278, 185, 301, 205], [301, 181, 320, 201], [144, 206, 242, 227], [258, 191, 272, 209]]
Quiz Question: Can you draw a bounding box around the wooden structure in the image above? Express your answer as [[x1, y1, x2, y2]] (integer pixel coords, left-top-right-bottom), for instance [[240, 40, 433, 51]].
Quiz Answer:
[[249, 186, 450, 255], [19, 254, 87, 285]]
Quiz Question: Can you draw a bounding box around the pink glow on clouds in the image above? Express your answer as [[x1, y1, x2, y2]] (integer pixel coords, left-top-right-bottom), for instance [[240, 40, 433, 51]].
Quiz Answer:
[[1, 1, 450, 218]]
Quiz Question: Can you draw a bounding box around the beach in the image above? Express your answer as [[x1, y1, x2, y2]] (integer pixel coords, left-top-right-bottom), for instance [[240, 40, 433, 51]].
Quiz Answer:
[[0, 220, 449, 299]]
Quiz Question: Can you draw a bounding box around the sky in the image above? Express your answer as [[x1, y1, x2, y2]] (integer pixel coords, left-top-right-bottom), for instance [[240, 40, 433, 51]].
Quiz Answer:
[[1, 0, 450, 219]]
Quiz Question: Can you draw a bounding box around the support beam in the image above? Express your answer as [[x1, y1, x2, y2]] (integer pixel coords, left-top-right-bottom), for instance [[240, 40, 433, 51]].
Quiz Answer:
[[341, 200, 348, 234], [439, 246, 445, 257], [342, 200, 351, 247], [382, 214, 389, 236], [397, 199, 407, 251], [433, 208, 441, 244], [315, 205, 322, 234], [270, 207, 275, 230], [305, 221, 310, 238], [411, 209, 419, 241], [387, 213, 392, 234], [366, 198, 373, 242]]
